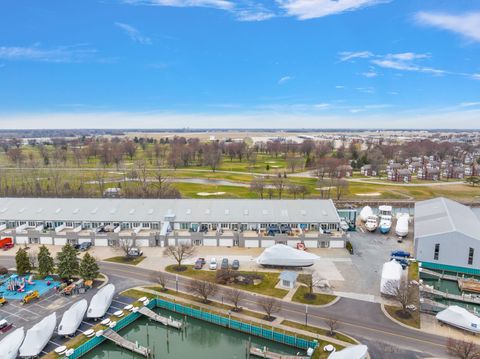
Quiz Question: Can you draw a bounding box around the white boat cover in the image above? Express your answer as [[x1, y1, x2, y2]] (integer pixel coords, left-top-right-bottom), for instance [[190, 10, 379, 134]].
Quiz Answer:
[[436, 306, 480, 333], [379, 205, 392, 214], [359, 206, 373, 222], [87, 284, 115, 318], [256, 244, 319, 267], [19, 313, 57, 357], [58, 299, 88, 336], [0, 327, 25, 359], [380, 260, 403, 295], [328, 345, 368, 359], [395, 214, 409, 237]]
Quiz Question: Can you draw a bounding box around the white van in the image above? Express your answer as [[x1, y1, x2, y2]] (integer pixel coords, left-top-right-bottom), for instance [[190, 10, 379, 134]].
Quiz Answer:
[[209, 257, 217, 270]]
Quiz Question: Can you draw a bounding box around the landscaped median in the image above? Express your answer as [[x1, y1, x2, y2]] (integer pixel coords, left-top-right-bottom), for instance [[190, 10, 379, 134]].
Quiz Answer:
[[165, 264, 289, 298], [103, 255, 146, 265]]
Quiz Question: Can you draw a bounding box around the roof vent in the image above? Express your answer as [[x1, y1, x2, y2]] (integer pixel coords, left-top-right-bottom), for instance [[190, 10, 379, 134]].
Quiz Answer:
[[262, 210, 268, 215], [0, 208, 7, 213], [36, 208, 43, 213], [110, 208, 117, 214], [281, 209, 288, 216], [186, 209, 191, 215], [129, 209, 135, 214], [55, 208, 62, 213], [244, 210, 249, 215], [224, 209, 230, 215], [321, 210, 327, 216], [148, 209, 154, 215], [91, 208, 98, 214], [73, 208, 80, 214], [205, 209, 211, 214], [301, 210, 307, 216], [18, 208, 25, 213]]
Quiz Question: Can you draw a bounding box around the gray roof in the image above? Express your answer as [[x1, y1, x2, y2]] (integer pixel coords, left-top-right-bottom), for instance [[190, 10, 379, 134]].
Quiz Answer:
[[0, 198, 340, 224], [414, 198, 480, 241]]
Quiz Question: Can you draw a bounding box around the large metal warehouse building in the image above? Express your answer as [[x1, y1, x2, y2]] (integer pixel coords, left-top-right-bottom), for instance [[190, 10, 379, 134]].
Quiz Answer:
[[0, 198, 343, 249], [415, 197, 480, 275]]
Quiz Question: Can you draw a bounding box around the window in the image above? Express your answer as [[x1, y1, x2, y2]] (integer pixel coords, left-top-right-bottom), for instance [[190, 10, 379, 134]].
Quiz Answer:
[[434, 243, 440, 260], [469, 248, 474, 265]]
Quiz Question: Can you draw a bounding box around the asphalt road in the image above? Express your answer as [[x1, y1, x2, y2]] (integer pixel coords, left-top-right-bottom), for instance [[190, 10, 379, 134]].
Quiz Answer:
[[0, 257, 450, 358]]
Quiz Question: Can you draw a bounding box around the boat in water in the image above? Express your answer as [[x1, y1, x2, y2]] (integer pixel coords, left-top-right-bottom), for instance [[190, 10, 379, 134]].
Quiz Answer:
[[395, 214, 409, 237], [436, 306, 480, 334], [359, 206, 373, 222], [0, 327, 25, 359], [379, 215, 392, 234], [19, 313, 57, 358], [256, 244, 319, 268], [58, 299, 88, 336], [364, 215, 378, 232], [87, 284, 115, 319]]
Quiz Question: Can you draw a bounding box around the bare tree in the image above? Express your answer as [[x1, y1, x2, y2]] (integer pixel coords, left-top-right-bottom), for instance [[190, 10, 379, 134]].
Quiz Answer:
[[334, 178, 349, 200], [115, 238, 136, 258], [225, 288, 245, 312], [385, 280, 415, 318], [151, 271, 169, 292], [272, 175, 286, 199], [447, 338, 480, 359], [164, 244, 196, 271], [190, 280, 218, 303], [302, 273, 323, 299], [28, 249, 38, 269], [325, 318, 339, 336], [250, 177, 266, 199], [258, 296, 281, 320]]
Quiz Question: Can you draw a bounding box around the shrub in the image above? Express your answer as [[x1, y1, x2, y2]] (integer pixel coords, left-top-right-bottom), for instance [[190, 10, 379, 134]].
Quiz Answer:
[[346, 241, 354, 254]]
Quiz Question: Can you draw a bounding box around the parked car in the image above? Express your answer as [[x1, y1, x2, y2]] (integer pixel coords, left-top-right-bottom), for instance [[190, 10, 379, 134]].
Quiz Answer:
[[280, 224, 292, 234], [395, 258, 410, 269], [0, 237, 13, 249], [391, 250, 411, 258], [75, 242, 92, 251], [221, 258, 229, 270], [198, 258, 206, 265], [194, 259, 204, 269], [267, 225, 280, 236], [2, 243, 13, 251], [209, 257, 217, 270], [127, 247, 143, 257], [231, 259, 240, 270]]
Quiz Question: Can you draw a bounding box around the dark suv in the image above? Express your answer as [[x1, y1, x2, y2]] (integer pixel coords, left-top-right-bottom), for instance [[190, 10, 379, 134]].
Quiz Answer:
[[74, 242, 92, 251], [221, 258, 229, 270]]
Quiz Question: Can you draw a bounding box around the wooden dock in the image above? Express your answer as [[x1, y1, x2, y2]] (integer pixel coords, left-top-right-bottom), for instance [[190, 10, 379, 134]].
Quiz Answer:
[[249, 347, 309, 359], [139, 306, 183, 329], [421, 286, 480, 305], [421, 268, 480, 294], [103, 329, 151, 357]]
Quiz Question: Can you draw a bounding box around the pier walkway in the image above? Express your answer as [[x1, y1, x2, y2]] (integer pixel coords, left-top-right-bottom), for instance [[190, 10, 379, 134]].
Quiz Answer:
[[250, 347, 309, 359], [138, 306, 183, 329], [103, 328, 151, 357]]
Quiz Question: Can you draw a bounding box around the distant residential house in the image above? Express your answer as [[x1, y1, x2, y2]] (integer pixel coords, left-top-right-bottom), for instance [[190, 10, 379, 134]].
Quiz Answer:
[[408, 161, 422, 174], [103, 187, 122, 198], [465, 164, 479, 177], [388, 168, 412, 183], [335, 165, 353, 178], [386, 163, 402, 172], [443, 166, 464, 180], [426, 161, 440, 170], [418, 167, 440, 181], [360, 164, 376, 177]]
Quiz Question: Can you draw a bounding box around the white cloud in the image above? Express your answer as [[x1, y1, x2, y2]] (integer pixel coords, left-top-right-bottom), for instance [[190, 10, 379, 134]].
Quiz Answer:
[[123, 0, 234, 10], [415, 11, 480, 42], [276, 0, 390, 20], [362, 70, 378, 78], [473, 74, 480, 80], [339, 51, 373, 62], [278, 75, 293, 85], [115, 22, 152, 45], [0, 44, 97, 63], [313, 103, 331, 109], [460, 102, 480, 107], [335, 85, 345, 89], [356, 86, 375, 94]]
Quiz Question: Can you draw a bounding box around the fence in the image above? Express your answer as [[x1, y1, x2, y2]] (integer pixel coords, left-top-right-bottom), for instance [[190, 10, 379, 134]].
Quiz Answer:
[[67, 297, 317, 359], [155, 298, 317, 350]]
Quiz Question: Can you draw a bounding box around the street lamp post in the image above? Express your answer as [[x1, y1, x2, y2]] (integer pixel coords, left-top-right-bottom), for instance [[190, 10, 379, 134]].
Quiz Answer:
[[175, 274, 178, 292], [305, 304, 308, 327]]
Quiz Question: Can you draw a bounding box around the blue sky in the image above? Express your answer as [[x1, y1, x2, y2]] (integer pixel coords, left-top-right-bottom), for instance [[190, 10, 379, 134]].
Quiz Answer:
[[0, 0, 479, 129]]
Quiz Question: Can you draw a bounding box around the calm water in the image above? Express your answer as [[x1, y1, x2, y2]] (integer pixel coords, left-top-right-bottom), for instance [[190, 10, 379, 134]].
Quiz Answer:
[[83, 309, 304, 359]]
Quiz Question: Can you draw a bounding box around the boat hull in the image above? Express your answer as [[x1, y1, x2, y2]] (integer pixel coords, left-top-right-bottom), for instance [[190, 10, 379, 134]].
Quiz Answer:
[[380, 226, 391, 234]]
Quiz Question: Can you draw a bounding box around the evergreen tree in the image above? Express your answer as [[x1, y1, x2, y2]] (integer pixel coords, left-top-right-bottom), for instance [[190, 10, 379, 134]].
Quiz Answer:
[[79, 253, 99, 281], [16, 248, 31, 275], [56, 244, 79, 279], [37, 245, 55, 277]]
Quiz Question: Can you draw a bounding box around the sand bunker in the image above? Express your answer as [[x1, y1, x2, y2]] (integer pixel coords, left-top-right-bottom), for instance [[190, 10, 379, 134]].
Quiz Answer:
[[355, 192, 381, 196], [197, 192, 226, 196], [316, 187, 335, 190]]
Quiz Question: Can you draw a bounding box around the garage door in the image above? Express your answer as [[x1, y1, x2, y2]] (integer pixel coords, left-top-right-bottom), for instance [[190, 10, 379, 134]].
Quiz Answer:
[[304, 240, 318, 248], [261, 240, 275, 248], [244, 240, 259, 248], [203, 238, 217, 246], [219, 239, 233, 247], [329, 240, 345, 248]]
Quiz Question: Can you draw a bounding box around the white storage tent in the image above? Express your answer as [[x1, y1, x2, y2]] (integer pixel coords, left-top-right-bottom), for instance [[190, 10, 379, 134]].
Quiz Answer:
[[380, 260, 403, 295], [0, 327, 25, 359], [19, 313, 57, 357], [87, 284, 115, 319], [436, 305, 480, 333], [328, 345, 368, 359], [256, 244, 319, 267], [58, 299, 88, 336]]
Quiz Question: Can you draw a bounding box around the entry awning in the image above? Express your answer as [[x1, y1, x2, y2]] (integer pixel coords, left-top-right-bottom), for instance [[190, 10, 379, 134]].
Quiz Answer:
[[160, 221, 171, 236]]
